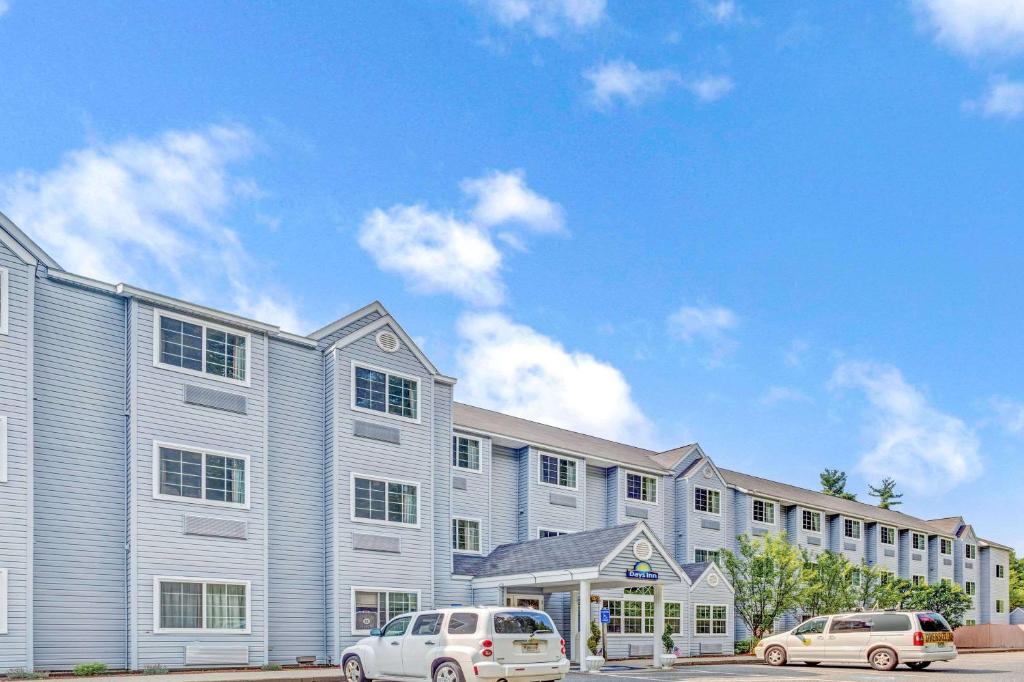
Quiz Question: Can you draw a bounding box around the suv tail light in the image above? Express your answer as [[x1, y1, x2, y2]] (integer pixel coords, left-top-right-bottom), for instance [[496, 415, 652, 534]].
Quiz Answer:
[[481, 639, 494, 658], [913, 631, 924, 647], [560, 638, 566, 655]]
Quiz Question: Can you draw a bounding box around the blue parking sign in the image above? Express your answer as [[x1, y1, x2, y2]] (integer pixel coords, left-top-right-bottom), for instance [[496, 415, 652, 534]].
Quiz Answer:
[[600, 608, 611, 624]]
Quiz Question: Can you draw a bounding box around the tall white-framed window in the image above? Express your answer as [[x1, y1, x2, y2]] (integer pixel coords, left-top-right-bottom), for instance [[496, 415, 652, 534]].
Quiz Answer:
[[452, 517, 482, 554], [844, 519, 861, 540], [912, 532, 927, 551], [601, 597, 681, 635], [751, 498, 775, 525], [351, 473, 419, 527], [802, 509, 821, 532], [352, 587, 420, 634], [694, 548, 721, 565], [693, 604, 727, 636], [0, 267, 8, 336], [0, 568, 7, 635], [154, 577, 250, 634], [153, 443, 249, 509], [880, 526, 896, 545], [625, 472, 657, 504], [693, 487, 720, 514], [153, 311, 250, 385], [452, 436, 481, 472], [965, 581, 976, 596], [0, 415, 7, 483], [352, 362, 420, 422], [538, 453, 578, 490], [940, 538, 953, 555], [997, 564, 1005, 579], [965, 544, 977, 560], [912, 575, 926, 586]]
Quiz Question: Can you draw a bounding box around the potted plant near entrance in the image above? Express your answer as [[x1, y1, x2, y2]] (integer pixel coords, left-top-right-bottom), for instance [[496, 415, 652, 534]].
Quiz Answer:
[[585, 621, 606, 670], [659, 630, 677, 668]]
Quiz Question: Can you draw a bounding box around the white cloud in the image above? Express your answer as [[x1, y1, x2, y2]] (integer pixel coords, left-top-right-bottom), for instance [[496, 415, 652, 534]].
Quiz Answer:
[[760, 386, 812, 406], [830, 361, 981, 493], [699, 0, 741, 25], [456, 312, 653, 443], [965, 77, 1024, 119], [0, 1, 9, 18], [914, 0, 1024, 57], [358, 169, 563, 307], [989, 396, 1024, 435], [480, 0, 606, 37], [0, 124, 307, 333], [667, 304, 739, 366], [687, 74, 735, 102], [783, 338, 810, 367]]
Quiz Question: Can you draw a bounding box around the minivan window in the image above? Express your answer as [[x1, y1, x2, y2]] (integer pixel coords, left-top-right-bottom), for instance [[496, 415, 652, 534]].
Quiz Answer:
[[830, 616, 871, 633], [493, 611, 556, 634], [918, 612, 952, 632], [794, 618, 827, 635], [870, 614, 911, 632], [411, 613, 443, 636], [383, 616, 411, 637], [448, 612, 479, 635]]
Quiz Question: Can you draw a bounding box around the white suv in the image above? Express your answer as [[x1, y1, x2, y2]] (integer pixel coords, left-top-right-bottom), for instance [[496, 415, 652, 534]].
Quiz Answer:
[[342, 607, 571, 682], [754, 611, 957, 671]]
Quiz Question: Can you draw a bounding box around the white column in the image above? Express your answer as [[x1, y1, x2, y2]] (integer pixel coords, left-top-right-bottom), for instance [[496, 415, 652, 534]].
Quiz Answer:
[[578, 580, 591, 672], [652, 583, 664, 668]]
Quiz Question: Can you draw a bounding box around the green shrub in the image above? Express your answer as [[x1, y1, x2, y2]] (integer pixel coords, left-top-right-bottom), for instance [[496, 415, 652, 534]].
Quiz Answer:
[[143, 664, 169, 675], [733, 639, 755, 655], [7, 669, 49, 680], [72, 662, 109, 677], [261, 663, 282, 671], [661, 629, 676, 655], [586, 620, 602, 655]]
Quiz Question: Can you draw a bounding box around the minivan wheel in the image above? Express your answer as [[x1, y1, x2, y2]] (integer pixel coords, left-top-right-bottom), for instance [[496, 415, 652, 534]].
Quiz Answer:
[[765, 646, 787, 666], [433, 661, 465, 682], [869, 647, 898, 671], [344, 656, 370, 682], [907, 661, 931, 670]]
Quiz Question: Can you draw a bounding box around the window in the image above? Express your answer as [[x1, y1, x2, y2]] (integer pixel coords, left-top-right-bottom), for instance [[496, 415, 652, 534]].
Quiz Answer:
[[851, 569, 862, 587], [352, 475, 419, 526], [157, 313, 248, 383], [997, 600, 1005, 614], [539, 454, 577, 489], [965, 544, 977, 560], [965, 581, 976, 596], [919, 612, 952, 632], [694, 548, 721, 565], [448, 612, 479, 634], [913, 533, 926, 551], [880, 526, 895, 545], [830, 615, 871, 633], [382, 616, 411, 637], [354, 365, 418, 420], [966, 619, 977, 626], [694, 605, 727, 635], [940, 538, 952, 555], [997, 564, 1005, 579], [880, 571, 894, 585], [452, 518, 481, 553], [0, 267, 8, 336], [155, 578, 249, 633], [626, 473, 657, 503], [802, 510, 821, 532], [794, 618, 827, 635], [452, 436, 481, 471], [871, 614, 911, 632], [941, 577, 953, 587], [493, 611, 556, 635], [155, 445, 248, 508], [694, 487, 720, 514], [539, 529, 568, 539], [844, 519, 861, 540], [751, 498, 775, 525], [353, 589, 419, 633], [912, 575, 926, 586], [411, 613, 443, 636], [602, 599, 680, 635]]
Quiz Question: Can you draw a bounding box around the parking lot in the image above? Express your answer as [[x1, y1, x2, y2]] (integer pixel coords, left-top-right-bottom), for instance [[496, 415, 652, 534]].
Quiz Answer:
[[570, 652, 1024, 681]]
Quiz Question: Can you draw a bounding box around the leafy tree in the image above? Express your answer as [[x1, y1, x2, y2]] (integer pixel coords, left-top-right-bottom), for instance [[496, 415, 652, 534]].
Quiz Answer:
[[722, 532, 805, 641], [875, 576, 915, 610], [820, 469, 856, 500], [905, 582, 974, 630], [852, 561, 887, 609], [801, 550, 856, 616], [1010, 552, 1024, 611], [868, 477, 903, 509]]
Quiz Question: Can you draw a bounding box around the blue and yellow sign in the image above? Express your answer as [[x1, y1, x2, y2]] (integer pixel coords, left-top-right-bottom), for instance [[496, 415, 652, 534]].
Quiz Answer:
[[626, 560, 659, 581]]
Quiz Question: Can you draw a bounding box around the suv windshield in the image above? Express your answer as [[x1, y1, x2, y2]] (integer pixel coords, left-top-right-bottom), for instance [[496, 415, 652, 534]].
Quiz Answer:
[[493, 611, 556, 635], [918, 612, 952, 632]]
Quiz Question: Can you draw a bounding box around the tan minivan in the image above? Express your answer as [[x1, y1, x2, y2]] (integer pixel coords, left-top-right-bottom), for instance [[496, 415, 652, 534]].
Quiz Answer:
[[754, 611, 956, 671]]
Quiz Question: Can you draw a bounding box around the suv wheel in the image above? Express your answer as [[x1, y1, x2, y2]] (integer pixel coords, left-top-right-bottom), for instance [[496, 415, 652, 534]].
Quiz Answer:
[[869, 647, 897, 671], [433, 661, 465, 682], [344, 656, 370, 682], [765, 646, 787, 666]]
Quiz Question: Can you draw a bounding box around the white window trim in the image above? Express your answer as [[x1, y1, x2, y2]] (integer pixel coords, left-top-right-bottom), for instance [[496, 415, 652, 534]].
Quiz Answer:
[[537, 527, 572, 539], [0, 568, 7, 634], [350, 472, 422, 529], [801, 509, 823, 533], [912, 575, 927, 586], [940, 538, 953, 555], [151, 441, 251, 510], [750, 498, 776, 526], [623, 470, 659, 505], [693, 486, 721, 516], [844, 518, 862, 540], [912, 532, 927, 551], [0, 267, 8, 335], [602, 596, 682, 637], [452, 435, 483, 473], [880, 526, 896, 545], [153, 576, 251, 635], [452, 516, 483, 555], [350, 360, 422, 424], [693, 547, 722, 564], [350, 586, 422, 635], [0, 415, 7, 483], [152, 310, 252, 388], [693, 603, 729, 637], [965, 544, 977, 560], [536, 451, 580, 491]]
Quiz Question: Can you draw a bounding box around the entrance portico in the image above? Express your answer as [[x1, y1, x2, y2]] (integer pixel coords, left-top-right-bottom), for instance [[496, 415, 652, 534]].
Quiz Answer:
[[463, 522, 690, 671]]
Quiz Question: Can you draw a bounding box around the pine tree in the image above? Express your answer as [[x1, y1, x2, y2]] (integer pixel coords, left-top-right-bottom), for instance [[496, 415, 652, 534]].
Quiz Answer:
[[868, 477, 903, 509], [820, 468, 856, 500]]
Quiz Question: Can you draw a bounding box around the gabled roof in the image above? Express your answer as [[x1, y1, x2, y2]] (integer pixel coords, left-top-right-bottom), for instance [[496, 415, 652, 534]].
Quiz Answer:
[[453, 403, 669, 473], [927, 517, 965, 536], [462, 524, 639, 578], [681, 562, 713, 583], [650, 443, 700, 470], [327, 307, 453, 382], [0, 211, 63, 269], [979, 537, 1014, 552], [308, 300, 387, 341]]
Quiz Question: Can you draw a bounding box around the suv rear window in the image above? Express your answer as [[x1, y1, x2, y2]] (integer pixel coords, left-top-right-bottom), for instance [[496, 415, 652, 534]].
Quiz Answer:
[[830, 615, 871, 633], [918, 612, 952, 632], [448, 612, 479, 634], [493, 611, 556, 634], [870, 614, 911, 632]]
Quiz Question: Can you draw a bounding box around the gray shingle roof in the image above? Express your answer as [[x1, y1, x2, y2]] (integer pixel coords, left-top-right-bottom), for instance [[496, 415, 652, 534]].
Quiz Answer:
[[454, 524, 638, 578], [681, 562, 712, 584]]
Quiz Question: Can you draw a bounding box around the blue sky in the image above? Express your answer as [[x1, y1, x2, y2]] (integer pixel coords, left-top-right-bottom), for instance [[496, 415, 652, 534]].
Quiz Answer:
[[2, 0, 1024, 549]]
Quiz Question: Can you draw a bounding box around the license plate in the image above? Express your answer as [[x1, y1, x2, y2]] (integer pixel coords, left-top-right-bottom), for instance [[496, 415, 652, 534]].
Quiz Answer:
[[516, 641, 541, 652], [924, 632, 953, 643]]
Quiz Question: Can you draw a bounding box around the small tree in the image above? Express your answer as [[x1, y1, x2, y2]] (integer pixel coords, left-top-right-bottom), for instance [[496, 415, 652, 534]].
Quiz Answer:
[[875, 577, 915, 610], [906, 582, 974, 629], [722, 532, 804, 641], [820, 469, 856, 500], [1010, 552, 1024, 611], [587, 620, 602, 656], [868, 477, 903, 509], [801, 550, 856, 616], [852, 561, 886, 609]]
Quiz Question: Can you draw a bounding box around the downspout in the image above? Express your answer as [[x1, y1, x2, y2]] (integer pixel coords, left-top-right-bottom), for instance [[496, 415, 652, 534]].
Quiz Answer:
[[123, 296, 131, 671], [322, 349, 329, 663]]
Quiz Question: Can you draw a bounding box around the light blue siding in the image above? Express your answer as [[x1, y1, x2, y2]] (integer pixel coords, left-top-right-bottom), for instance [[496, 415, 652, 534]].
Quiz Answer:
[[527, 448, 585, 539], [490, 445, 519, 546]]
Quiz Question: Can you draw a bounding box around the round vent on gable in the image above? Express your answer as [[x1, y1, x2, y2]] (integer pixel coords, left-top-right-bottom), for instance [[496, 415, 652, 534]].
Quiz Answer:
[[703, 465, 714, 479], [707, 573, 720, 587], [375, 330, 401, 353], [632, 539, 654, 561]]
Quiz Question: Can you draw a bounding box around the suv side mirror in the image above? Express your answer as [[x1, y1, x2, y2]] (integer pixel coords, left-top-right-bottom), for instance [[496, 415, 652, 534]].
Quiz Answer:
[[370, 628, 382, 637]]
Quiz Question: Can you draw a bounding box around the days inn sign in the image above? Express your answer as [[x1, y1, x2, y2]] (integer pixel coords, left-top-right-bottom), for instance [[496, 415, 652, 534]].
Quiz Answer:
[[626, 538, 659, 580]]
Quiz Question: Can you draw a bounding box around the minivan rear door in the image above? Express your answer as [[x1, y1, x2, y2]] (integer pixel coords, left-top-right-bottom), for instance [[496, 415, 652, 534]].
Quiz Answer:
[[491, 610, 563, 664], [825, 614, 873, 661]]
